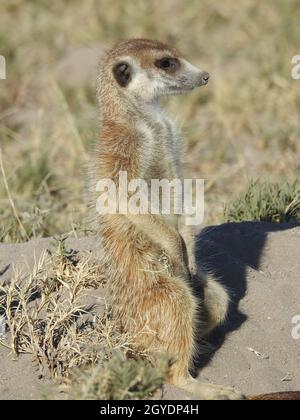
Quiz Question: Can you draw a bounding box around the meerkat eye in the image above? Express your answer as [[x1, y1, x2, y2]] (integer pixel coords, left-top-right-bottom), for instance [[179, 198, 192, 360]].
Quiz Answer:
[[159, 58, 171, 68], [155, 57, 180, 71]]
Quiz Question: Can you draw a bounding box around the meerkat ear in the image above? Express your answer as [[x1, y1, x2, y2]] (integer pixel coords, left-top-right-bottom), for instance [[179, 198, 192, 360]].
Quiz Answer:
[[113, 61, 132, 87]]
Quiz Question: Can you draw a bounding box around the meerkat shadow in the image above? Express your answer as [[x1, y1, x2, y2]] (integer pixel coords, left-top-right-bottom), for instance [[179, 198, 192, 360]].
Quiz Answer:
[[192, 221, 299, 372]]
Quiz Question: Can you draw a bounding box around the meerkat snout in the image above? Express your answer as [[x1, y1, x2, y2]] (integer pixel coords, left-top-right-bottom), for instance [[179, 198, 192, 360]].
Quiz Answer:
[[179, 61, 210, 90], [189, 69, 210, 88], [200, 71, 210, 85]]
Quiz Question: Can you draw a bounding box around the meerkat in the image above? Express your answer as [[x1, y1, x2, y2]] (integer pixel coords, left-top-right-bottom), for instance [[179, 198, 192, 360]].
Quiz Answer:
[[90, 38, 243, 400]]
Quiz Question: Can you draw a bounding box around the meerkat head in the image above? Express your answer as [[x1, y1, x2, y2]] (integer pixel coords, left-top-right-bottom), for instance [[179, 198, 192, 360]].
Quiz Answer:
[[99, 38, 209, 104]]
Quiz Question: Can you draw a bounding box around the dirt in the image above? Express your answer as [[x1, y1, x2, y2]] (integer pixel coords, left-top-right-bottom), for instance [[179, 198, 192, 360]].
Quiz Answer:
[[0, 222, 299, 399]]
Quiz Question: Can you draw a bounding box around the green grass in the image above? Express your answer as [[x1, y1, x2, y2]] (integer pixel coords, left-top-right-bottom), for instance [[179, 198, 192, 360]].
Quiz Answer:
[[224, 180, 300, 223]]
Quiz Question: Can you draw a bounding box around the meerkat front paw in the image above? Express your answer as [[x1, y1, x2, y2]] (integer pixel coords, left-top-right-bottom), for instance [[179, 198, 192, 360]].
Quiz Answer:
[[187, 254, 198, 276], [188, 257, 208, 286], [189, 263, 198, 278]]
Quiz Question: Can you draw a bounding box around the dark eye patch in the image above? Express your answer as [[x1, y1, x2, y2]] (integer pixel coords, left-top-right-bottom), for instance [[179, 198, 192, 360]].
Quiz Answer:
[[155, 57, 180, 72], [113, 61, 132, 87]]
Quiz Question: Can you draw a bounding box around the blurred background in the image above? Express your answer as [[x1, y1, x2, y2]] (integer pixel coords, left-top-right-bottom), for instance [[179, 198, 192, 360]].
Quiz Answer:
[[1, 0, 300, 242]]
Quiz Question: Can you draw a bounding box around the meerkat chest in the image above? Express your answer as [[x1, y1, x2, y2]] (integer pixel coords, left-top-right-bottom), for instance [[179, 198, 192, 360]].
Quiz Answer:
[[136, 107, 181, 179]]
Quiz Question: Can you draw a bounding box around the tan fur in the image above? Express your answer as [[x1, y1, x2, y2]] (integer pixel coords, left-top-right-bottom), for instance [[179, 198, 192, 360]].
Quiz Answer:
[[90, 39, 243, 399]]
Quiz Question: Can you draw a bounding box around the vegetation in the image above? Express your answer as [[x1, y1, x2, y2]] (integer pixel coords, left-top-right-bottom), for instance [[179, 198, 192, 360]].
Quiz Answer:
[[0, 238, 170, 399], [1, 0, 300, 242], [224, 180, 300, 223]]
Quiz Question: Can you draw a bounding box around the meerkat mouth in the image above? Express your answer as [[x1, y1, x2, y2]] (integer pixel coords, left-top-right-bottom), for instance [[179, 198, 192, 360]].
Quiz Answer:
[[167, 85, 195, 94]]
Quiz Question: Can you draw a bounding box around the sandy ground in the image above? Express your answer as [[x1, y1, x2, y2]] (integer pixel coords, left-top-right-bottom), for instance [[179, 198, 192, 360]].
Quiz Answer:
[[0, 222, 299, 400]]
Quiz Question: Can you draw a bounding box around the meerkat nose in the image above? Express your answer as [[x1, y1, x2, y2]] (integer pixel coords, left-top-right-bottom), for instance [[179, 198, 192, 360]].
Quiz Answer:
[[201, 72, 210, 84]]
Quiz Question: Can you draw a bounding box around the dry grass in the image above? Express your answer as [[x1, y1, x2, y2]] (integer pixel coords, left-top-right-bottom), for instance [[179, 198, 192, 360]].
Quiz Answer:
[[0, 238, 106, 377], [0, 238, 170, 399], [1, 0, 300, 241]]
